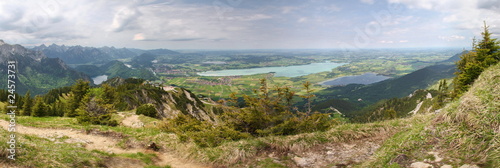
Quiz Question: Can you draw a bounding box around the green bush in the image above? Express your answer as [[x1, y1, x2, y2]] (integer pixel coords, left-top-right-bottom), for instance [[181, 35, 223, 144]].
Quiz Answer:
[[136, 103, 157, 118], [189, 125, 251, 147], [76, 97, 118, 126], [160, 114, 250, 147]]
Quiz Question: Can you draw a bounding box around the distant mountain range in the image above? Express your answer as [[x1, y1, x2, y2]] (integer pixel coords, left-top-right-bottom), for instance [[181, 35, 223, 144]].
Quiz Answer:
[[32, 44, 179, 65], [0, 40, 91, 95]]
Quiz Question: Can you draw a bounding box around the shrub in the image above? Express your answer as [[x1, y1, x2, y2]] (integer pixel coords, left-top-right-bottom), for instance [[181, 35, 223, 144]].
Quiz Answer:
[[136, 103, 158, 118], [76, 97, 118, 126], [160, 114, 251, 147]]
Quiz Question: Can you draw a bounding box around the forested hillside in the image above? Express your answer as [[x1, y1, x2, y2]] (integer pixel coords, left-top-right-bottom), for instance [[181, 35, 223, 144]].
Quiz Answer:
[[75, 60, 157, 81], [0, 40, 91, 95]]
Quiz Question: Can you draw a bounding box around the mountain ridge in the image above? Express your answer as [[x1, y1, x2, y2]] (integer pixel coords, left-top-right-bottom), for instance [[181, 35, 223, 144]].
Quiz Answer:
[[0, 40, 91, 95]]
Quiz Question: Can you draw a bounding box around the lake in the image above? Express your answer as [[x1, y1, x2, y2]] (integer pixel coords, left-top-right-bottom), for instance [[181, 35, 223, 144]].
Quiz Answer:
[[92, 75, 108, 85], [320, 73, 391, 86], [198, 62, 347, 77]]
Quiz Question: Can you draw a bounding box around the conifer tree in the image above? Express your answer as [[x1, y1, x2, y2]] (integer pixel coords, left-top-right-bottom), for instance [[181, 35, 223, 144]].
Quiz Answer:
[[102, 84, 116, 105], [20, 91, 32, 116], [65, 79, 90, 117], [453, 22, 500, 97], [301, 81, 315, 115], [32, 96, 47, 117]]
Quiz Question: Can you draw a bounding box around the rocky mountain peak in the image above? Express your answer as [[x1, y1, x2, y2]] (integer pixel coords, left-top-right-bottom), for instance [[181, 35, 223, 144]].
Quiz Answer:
[[0, 40, 46, 62]]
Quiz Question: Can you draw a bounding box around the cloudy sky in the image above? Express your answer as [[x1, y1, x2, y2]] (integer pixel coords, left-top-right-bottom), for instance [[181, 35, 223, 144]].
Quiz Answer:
[[0, 0, 499, 49]]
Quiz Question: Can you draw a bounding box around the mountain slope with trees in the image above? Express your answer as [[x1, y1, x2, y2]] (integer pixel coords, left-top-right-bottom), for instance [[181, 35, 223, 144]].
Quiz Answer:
[[75, 60, 158, 81], [0, 40, 91, 95]]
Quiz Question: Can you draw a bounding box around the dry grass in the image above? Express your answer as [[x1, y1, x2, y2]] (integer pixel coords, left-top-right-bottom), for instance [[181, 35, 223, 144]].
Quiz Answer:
[[176, 116, 417, 167], [432, 63, 500, 166], [360, 63, 500, 167]]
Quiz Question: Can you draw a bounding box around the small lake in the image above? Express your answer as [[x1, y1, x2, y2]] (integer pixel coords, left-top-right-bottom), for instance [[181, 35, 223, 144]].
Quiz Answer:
[[92, 75, 108, 85], [198, 62, 347, 77], [320, 73, 391, 86]]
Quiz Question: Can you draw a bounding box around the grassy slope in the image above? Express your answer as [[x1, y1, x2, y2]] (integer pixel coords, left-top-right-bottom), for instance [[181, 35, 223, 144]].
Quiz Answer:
[[359, 62, 500, 167], [0, 113, 172, 167]]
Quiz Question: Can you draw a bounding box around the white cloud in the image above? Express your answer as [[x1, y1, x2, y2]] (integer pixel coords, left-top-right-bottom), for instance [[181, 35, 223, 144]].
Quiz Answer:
[[399, 40, 409, 43], [0, 0, 124, 44], [387, 0, 500, 33], [360, 0, 375, 5], [438, 35, 465, 41], [109, 6, 142, 32], [225, 14, 273, 21], [380, 40, 394, 43], [133, 33, 145, 41], [298, 17, 308, 23]]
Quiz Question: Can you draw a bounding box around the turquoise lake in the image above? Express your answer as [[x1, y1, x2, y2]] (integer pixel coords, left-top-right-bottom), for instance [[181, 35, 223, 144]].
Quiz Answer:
[[198, 62, 347, 77]]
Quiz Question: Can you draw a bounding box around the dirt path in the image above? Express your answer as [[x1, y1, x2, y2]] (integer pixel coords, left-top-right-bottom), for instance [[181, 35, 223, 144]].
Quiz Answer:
[[0, 120, 208, 168], [121, 114, 144, 128]]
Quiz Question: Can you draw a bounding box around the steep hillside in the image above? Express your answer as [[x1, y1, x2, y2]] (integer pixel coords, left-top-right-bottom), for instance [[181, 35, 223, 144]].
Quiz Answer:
[[315, 64, 455, 109], [110, 78, 215, 122], [0, 40, 91, 95], [352, 89, 441, 122], [360, 62, 500, 167]]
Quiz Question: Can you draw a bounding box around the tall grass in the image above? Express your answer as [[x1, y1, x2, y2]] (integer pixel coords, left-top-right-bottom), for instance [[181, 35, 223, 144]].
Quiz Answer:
[[360, 63, 500, 167]]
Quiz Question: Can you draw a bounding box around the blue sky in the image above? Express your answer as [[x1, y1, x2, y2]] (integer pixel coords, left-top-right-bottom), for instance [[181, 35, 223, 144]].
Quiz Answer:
[[0, 0, 499, 49]]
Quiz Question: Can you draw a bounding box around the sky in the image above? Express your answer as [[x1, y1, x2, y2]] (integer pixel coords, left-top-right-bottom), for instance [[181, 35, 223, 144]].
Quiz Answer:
[[0, 0, 499, 50]]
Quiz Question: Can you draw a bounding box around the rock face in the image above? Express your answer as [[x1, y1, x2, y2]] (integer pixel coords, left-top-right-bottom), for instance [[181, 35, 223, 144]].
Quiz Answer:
[[0, 39, 45, 62], [0, 40, 91, 95], [113, 81, 215, 122]]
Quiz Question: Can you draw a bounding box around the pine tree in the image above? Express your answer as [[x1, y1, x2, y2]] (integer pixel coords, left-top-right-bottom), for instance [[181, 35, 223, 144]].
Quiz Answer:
[[65, 79, 90, 117], [20, 91, 32, 116], [300, 81, 315, 115], [76, 96, 117, 126], [453, 22, 500, 97], [32, 96, 47, 117], [102, 84, 116, 105], [434, 79, 449, 108]]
